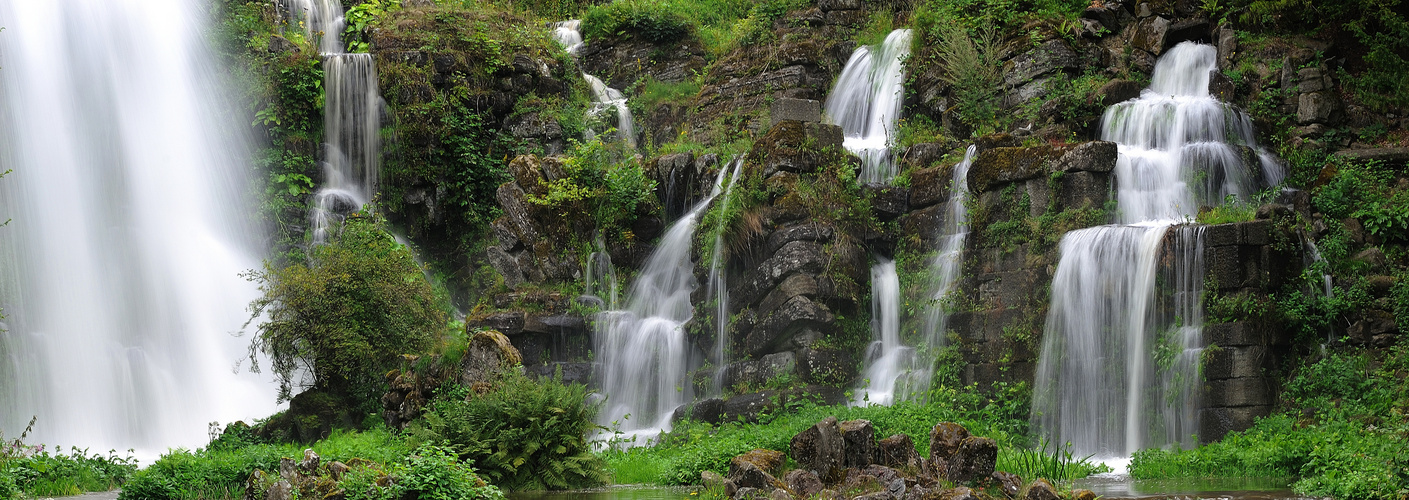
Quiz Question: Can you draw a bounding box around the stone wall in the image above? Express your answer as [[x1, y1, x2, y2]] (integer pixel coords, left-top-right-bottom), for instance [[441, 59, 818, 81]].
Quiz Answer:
[[1198, 218, 1300, 442]]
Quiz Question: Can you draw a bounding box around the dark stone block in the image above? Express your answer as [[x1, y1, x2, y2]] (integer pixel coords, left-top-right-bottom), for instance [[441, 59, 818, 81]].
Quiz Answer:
[[1199, 405, 1272, 443], [1239, 219, 1272, 245], [1203, 346, 1272, 380], [1206, 377, 1275, 407], [1058, 170, 1111, 210]]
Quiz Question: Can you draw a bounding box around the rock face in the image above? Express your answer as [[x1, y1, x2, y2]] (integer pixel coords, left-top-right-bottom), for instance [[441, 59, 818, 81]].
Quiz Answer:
[[458, 330, 523, 390], [790, 417, 846, 481]]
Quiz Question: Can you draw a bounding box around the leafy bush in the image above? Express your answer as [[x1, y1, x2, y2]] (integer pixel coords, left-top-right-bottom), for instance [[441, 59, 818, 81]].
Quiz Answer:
[[385, 445, 506, 500], [583, 0, 692, 43], [243, 213, 447, 413], [930, 22, 1002, 136], [1313, 159, 1409, 242], [525, 138, 658, 239], [411, 374, 607, 490]]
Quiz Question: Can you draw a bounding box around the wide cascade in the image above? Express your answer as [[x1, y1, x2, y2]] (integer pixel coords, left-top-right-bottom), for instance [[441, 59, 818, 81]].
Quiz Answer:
[[825, 29, 913, 184], [285, 0, 383, 243], [595, 166, 732, 440], [0, 0, 277, 451], [552, 21, 636, 148], [855, 146, 975, 405], [1032, 42, 1282, 458]]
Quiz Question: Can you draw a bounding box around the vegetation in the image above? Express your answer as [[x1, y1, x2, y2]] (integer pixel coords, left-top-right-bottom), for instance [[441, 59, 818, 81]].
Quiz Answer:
[[526, 137, 659, 241], [1130, 346, 1409, 499], [243, 213, 448, 414], [0, 420, 136, 500], [410, 373, 608, 490], [581, 0, 809, 58]]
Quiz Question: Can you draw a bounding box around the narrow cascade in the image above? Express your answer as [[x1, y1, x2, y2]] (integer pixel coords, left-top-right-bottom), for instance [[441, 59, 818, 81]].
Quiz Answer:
[[0, 0, 277, 451], [706, 159, 746, 395], [290, 1, 384, 243], [595, 167, 731, 441], [856, 260, 905, 405], [824, 29, 913, 184], [583, 235, 619, 310], [1033, 42, 1283, 458], [854, 146, 975, 405], [312, 53, 381, 242], [553, 21, 636, 148]]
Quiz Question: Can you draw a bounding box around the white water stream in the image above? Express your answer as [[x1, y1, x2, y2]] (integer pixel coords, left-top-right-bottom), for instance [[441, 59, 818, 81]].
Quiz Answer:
[[825, 29, 913, 185], [0, 0, 278, 452], [1033, 43, 1283, 458], [705, 160, 745, 395], [855, 146, 975, 405], [553, 21, 636, 148], [595, 167, 730, 442]]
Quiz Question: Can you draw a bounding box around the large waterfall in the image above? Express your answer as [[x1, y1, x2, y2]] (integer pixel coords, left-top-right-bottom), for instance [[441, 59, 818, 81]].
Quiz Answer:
[[595, 167, 730, 442], [0, 0, 277, 451], [825, 29, 913, 185], [1033, 42, 1282, 459]]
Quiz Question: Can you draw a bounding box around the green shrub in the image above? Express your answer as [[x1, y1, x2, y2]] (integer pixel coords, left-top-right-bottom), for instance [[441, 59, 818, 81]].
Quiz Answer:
[[411, 374, 607, 490], [387, 444, 506, 500], [930, 22, 1002, 136], [582, 0, 692, 43], [525, 137, 658, 240], [243, 213, 448, 413]]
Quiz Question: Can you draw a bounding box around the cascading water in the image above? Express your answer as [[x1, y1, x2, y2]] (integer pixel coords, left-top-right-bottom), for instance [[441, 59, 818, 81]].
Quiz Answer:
[[705, 160, 745, 395], [583, 235, 619, 310], [552, 21, 636, 148], [853, 146, 975, 405], [1033, 42, 1283, 459], [595, 167, 730, 442], [284, 0, 383, 244], [824, 29, 912, 185], [0, 0, 278, 452]]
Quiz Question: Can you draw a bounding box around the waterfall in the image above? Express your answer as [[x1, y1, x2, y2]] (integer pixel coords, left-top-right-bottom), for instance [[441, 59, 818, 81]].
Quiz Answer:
[[553, 21, 636, 148], [1033, 42, 1282, 459], [0, 0, 278, 452], [289, 0, 383, 244], [705, 159, 745, 395], [583, 235, 620, 310], [311, 53, 381, 243], [595, 167, 729, 442], [854, 146, 975, 405], [824, 29, 913, 185], [856, 260, 905, 405]]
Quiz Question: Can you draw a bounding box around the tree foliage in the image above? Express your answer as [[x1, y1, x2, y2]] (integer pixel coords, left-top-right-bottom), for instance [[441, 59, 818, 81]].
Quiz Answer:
[[243, 213, 446, 410]]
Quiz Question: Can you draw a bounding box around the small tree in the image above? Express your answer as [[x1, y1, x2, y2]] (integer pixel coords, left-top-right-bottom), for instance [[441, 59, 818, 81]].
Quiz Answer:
[[244, 212, 445, 412]]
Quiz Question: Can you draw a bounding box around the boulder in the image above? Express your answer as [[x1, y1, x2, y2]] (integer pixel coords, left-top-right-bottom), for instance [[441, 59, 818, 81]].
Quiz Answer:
[[1209, 71, 1235, 101], [722, 392, 779, 423], [784, 469, 824, 497], [798, 347, 856, 385], [769, 488, 792, 500], [909, 162, 958, 208], [1003, 40, 1081, 88], [928, 422, 970, 465], [729, 460, 784, 490], [878, 434, 921, 469], [1049, 141, 1117, 173], [298, 449, 320, 473], [946, 436, 998, 483], [941, 486, 982, 500], [1166, 19, 1210, 46], [745, 295, 835, 357], [692, 398, 727, 424], [840, 419, 877, 468], [866, 185, 910, 221], [1132, 17, 1171, 55], [1022, 479, 1060, 500], [790, 417, 845, 481], [1097, 79, 1144, 106], [992, 471, 1023, 497], [732, 449, 786, 477], [1298, 91, 1342, 125], [1332, 147, 1409, 166], [459, 330, 523, 390]]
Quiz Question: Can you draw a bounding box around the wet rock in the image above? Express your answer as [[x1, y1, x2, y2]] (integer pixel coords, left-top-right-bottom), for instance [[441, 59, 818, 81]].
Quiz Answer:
[[941, 486, 982, 500], [326, 461, 349, 481], [735, 240, 829, 307], [1209, 71, 1235, 101], [1082, 0, 1132, 32], [1332, 147, 1409, 166], [691, 398, 727, 424], [887, 478, 907, 499], [785, 469, 824, 497], [909, 162, 958, 208], [1071, 489, 1097, 500], [798, 347, 856, 385], [928, 422, 970, 465], [878, 434, 921, 469], [745, 295, 835, 357], [1352, 247, 1388, 268], [1166, 19, 1210, 46], [1022, 479, 1060, 500], [1099, 79, 1144, 106], [769, 488, 792, 500], [791, 417, 845, 481], [735, 487, 761, 500], [723, 392, 779, 423], [267, 480, 294, 500], [840, 419, 877, 468], [866, 185, 910, 222], [1132, 17, 1171, 55], [267, 35, 299, 54], [758, 274, 820, 317], [486, 247, 526, 289], [946, 436, 998, 483], [904, 485, 932, 500]]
